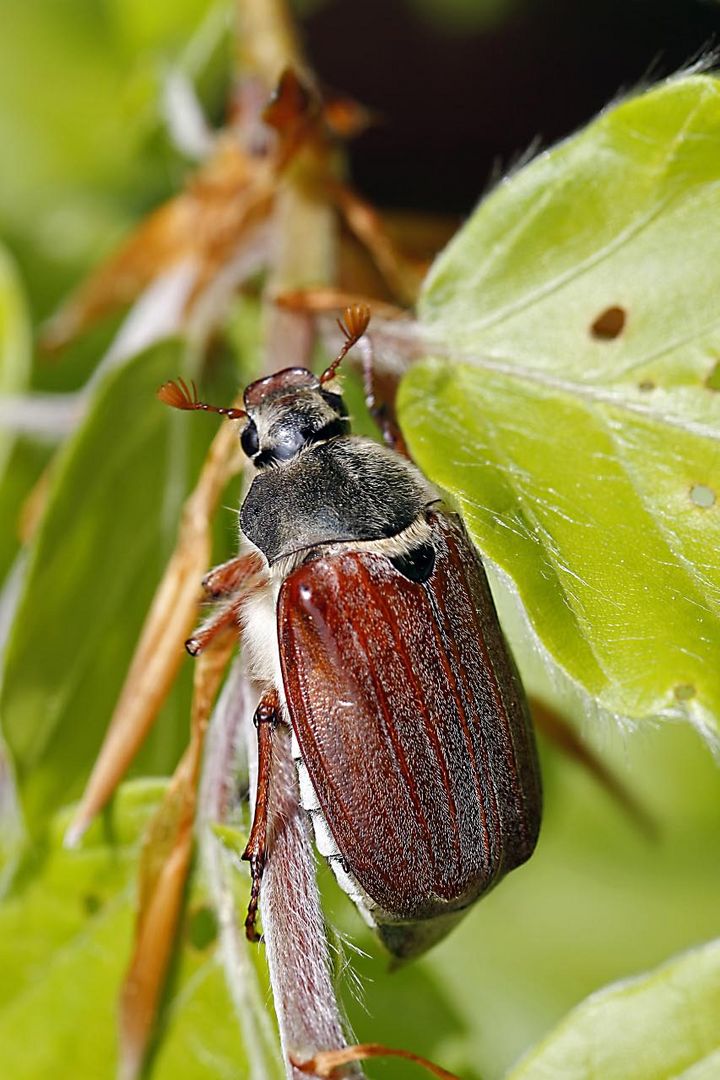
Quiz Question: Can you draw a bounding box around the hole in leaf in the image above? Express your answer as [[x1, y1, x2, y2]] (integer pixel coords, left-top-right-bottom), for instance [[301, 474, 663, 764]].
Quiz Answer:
[[187, 905, 218, 950], [82, 893, 102, 916], [690, 484, 716, 508], [706, 361, 720, 391], [638, 379, 655, 392], [591, 305, 626, 340], [674, 684, 696, 702]]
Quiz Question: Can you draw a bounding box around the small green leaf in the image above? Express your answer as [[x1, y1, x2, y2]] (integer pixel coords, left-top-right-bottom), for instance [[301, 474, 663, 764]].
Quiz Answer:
[[0, 244, 35, 586], [210, 822, 248, 857], [508, 938, 720, 1080], [0, 244, 32, 472], [401, 74, 720, 735], [0, 780, 258, 1080], [0, 245, 30, 416]]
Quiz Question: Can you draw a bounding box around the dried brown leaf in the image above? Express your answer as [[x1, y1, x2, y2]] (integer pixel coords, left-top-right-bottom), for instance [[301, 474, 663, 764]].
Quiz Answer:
[[329, 181, 424, 307], [275, 287, 406, 321], [42, 139, 274, 352], [65, 418, 243, 846], [18, 461, 54, 544], [119, 633, 235, 1080]]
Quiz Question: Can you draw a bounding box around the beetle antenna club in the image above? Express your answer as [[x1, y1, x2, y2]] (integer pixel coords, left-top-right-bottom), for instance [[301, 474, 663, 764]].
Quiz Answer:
[[320, 302, 371, 385], [156, 377, 247, 420]]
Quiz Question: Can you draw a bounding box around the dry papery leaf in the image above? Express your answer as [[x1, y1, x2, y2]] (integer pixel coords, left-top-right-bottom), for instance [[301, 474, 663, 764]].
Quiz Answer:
[[119, 634, 236, 1080]]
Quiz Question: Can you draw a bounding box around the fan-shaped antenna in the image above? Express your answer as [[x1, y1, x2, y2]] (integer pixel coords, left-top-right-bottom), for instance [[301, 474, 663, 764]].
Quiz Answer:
[[320, 303, 371, 385], [156, 377, 247, 420]]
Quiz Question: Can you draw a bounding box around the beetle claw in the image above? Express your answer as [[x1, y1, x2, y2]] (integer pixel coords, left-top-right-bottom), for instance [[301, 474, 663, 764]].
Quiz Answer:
[[244, 912, 263, 943], [242, 851, 266, 942]]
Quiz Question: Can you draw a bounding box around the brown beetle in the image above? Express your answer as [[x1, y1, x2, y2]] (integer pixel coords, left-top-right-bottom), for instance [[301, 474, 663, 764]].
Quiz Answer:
[[158, 304, 541, 960]]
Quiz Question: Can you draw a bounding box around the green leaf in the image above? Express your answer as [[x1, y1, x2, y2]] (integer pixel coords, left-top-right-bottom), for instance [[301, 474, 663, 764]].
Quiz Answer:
[[210, 822, 248, 858], [0, 244, 34, 585], [0, 245, 31, 421], [400, 74, 720, 735], [0, 341, 205, 837], [0, 1, 147, 271], [0, 0, 218, 215], [507, 938, 720, 1080], [0, 244, 31, 472], [0, 780, 258, 1080], [107, 0, 220, 53]]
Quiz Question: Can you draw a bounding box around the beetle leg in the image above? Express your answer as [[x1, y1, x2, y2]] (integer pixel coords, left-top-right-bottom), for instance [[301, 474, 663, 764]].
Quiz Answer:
[[242, 688, 280, 942], [360, 333, 411, 458], [202, 552, 264, 599], [187, 554, 266, 656], [185, 600, 239, 656]]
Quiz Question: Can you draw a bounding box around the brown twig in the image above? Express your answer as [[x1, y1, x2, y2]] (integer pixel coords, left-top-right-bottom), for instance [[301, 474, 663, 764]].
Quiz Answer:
[[532, 698, 658, 840], [291, 1043, 462, 1080], [119, 632, 236, 1080]]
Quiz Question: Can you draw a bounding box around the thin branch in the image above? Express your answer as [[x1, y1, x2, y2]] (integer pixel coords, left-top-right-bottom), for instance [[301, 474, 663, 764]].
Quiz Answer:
[[257, 724, 365, 1080], [235, 0, 307, 89]]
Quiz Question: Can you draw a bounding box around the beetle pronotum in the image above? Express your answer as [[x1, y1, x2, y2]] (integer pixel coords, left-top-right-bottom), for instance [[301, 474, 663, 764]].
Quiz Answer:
[[158, 304, 541, 960]]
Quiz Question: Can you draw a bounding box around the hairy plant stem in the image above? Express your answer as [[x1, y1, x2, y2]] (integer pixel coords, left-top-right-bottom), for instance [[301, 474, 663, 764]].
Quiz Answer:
[[197, 4, 366, 1073], [198, 659, 283, 1080]]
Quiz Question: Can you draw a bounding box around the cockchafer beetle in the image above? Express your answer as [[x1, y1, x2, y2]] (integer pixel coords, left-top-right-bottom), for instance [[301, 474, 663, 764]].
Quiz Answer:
[[158, 304, 541, 961]]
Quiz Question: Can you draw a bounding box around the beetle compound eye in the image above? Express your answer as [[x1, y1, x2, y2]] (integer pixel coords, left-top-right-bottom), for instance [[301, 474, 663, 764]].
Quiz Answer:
[[241, 420, 260, 459]]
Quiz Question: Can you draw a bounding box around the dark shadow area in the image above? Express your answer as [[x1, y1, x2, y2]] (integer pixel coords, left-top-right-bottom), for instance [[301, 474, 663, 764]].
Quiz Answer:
[[301, 0, 720, 213]]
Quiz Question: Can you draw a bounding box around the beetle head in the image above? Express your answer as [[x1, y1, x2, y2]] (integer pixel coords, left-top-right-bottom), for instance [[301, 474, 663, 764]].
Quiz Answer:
[[157, 304, 370, 469], [240, 368, 349, 468]]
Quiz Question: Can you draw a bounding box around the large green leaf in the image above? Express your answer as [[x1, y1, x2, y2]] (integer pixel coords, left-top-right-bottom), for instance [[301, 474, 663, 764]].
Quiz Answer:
[[0, 780, 260, 1080], [400, 73, 720, 736], [507, 938, 720, 1080], [0, 342, 210, 837]]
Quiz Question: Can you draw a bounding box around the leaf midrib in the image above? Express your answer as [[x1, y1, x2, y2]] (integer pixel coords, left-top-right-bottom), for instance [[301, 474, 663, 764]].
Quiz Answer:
[[420, 348, 720, 442]]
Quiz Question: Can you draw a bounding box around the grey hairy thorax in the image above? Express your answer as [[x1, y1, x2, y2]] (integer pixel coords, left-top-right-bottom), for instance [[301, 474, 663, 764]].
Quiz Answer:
[[241, 435, 434, 563]]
